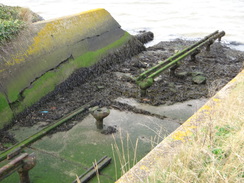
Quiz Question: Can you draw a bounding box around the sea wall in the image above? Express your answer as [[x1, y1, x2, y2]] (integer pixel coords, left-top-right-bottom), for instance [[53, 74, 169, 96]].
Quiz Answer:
[[0, 8, 145, 129]]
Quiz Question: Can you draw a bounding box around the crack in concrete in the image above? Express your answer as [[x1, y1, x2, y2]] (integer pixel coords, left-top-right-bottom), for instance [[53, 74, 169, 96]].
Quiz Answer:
[[9, 54, 74, 109]]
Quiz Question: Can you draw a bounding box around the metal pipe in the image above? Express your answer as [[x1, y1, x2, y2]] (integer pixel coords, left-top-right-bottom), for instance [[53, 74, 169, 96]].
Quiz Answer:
[[0, 153, 36, 183], [0, 103, 91, 162], [136, 30, 219, 81], [147, 31, 225, 79], [73, 156, 112, 183]]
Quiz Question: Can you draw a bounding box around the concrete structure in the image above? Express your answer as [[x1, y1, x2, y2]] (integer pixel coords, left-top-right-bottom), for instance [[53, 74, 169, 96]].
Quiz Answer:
[[0, 8, 145, 129], [116, 69, 244, 182]]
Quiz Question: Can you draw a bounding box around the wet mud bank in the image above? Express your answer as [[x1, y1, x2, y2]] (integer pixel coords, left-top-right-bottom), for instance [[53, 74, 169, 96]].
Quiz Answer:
[[1, 33, 243, 147]]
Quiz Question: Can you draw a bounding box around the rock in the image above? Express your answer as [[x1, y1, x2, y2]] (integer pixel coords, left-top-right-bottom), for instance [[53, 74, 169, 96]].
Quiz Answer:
[[168, 82, 175, 88], [192, 75, 206, 84], [135, 31, 154, 44], [97, 86, 105, 89], [101, 126, 117, 135], [176, 71, 189, 79], [191, 71, 204, 77], [169, 88, 177, 93]]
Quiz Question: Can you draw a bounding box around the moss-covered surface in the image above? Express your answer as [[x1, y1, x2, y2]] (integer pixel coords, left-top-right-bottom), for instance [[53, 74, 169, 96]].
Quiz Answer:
[[0, 93, 13, 129], [0, 7, 128, 128], [1, 109, 175, 182], [12, 32, 131, 115]]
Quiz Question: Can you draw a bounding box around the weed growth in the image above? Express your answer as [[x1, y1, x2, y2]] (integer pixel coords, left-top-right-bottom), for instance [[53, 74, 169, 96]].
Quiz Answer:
[[0, 4, 42, 44]]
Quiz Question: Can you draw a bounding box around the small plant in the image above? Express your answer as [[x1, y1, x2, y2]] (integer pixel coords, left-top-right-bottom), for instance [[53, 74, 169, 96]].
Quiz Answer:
[[215, 125, 232, 137], [0, 19, 25, 43], [0, 4, 26, 43], [0, 4, 42, 44]]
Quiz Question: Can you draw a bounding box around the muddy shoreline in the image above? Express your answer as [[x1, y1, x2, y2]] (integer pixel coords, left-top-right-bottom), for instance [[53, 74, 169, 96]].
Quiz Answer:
[[1, 34, 243, 148]]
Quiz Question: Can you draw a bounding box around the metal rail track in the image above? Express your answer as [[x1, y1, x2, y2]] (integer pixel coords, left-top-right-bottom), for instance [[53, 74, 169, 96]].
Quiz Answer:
[[135, 30, 225, 96], [0, 103, 91, 162]]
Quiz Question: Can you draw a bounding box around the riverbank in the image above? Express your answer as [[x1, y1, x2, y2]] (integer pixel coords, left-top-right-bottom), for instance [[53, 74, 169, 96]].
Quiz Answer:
[[0, 35, 243, 182], [1, 35, 243, 146], [0, 4, 244, 182]]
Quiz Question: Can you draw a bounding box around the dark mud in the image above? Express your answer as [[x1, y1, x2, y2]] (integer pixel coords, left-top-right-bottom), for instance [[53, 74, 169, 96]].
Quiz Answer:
[[1, 36, 243, 147]]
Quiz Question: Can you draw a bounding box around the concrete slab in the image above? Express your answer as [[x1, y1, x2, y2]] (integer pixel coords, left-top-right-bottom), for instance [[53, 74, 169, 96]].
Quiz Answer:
[[1, 109, 180, 182]]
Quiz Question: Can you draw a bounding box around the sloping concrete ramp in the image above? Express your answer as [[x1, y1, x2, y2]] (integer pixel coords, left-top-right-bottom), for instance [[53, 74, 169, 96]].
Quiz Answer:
[[0, 9, 145, 128]]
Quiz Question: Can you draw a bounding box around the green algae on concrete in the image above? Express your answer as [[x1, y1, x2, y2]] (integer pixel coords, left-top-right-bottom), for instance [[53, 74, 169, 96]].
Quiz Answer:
[[13, 32, 131, 115], [28, 109, 179, 182], [0, 93, 13, 129], [0, 7, 143, 129], [0, 148, 89, 183], [2, 109, 180, 182]]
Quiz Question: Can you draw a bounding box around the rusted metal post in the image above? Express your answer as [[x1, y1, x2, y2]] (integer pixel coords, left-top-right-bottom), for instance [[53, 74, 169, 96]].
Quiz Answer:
[[206, 39, 214, 51], [169, 63, 180, 76], [137, 78, 154, 97], [0, 153, 36, 183], [190, 48, 201, 61], [17, 153, 36, 183]]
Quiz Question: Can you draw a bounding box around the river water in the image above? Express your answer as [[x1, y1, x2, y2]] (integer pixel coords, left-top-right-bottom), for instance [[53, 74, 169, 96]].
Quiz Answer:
[[1, 0, 244, 50]]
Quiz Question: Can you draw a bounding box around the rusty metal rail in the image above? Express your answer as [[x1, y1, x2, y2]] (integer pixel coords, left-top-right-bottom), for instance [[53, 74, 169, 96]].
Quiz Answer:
[[73, 156, 112, 183], [0, 103, 91, 162], [0, 153, 36, 183], [135, 30, 225, 96]]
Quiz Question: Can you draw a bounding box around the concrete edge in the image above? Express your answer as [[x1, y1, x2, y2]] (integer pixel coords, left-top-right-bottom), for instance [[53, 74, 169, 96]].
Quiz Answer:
[[116, 68, 244, 182]]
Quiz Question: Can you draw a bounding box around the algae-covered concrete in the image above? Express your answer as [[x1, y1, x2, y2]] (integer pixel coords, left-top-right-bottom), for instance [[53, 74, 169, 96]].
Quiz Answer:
[[0, 109, 180, 183], [0, 8, 144, 129]]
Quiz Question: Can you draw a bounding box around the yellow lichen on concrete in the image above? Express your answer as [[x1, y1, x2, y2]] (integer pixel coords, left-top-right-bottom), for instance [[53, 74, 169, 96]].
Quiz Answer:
[[171, 125, 196, 141], [212, 97, 221, 103], [139, 165, 149, 171], [5, 8, 110, 66]]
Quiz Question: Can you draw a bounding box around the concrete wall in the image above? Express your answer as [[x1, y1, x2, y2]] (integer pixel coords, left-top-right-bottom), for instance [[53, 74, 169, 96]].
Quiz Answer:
[[0, 8, 144, 129]]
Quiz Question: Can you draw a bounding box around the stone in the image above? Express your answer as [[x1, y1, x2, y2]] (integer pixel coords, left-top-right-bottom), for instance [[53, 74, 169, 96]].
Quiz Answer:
[[192, 75, 206, 84], [191, 71, 204, 77], [176, 71, 189, 79]]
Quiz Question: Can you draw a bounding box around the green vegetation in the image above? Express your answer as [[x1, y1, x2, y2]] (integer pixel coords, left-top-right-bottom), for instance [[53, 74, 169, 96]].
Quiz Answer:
[[0, 4, 25, 43], [0, 4, 42, 43], [0, 93, 13, 129]]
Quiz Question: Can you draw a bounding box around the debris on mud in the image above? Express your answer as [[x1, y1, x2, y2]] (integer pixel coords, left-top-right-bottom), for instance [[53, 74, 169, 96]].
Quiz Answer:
[[101, 126, 118, 135], [1, 34, 243, 146]]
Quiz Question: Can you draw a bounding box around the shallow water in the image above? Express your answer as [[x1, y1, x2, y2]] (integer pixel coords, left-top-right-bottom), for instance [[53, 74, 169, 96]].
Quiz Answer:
[[1, 0, 244, 50]]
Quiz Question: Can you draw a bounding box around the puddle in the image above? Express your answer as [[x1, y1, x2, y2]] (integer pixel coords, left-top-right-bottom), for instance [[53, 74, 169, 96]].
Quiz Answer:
[[9, 121, 49, 141], [116, 97, 208, 122]]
